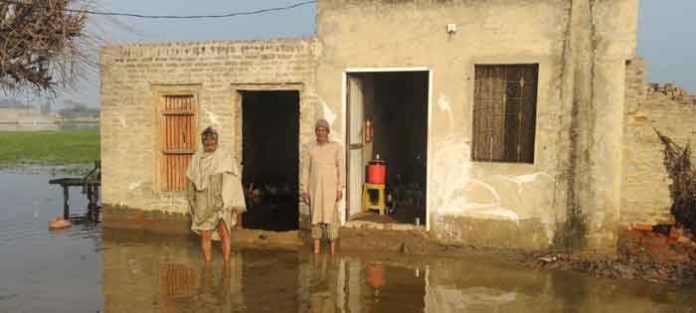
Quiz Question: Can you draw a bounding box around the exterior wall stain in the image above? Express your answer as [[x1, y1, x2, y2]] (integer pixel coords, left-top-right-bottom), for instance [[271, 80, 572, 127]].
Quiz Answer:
[[555, 0, 593, 251]]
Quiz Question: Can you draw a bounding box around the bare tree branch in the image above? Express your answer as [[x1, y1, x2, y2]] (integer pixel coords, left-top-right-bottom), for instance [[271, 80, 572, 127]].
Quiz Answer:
[[656, 129, 696, 237], [0, 0, 90, 93]]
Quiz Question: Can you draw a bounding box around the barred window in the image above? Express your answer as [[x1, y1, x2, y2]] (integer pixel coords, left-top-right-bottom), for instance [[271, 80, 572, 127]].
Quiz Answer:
[[472, 64, 538, 163]]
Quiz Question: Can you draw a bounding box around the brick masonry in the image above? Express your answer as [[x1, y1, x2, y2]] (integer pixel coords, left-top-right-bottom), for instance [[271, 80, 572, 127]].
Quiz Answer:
[[622, 58, 696, 225], [100, 38, 321, 222]]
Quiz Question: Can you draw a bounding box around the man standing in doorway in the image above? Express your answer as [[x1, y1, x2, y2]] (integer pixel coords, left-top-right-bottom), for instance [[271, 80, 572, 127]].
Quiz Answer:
[[301, 119, 345, 255]]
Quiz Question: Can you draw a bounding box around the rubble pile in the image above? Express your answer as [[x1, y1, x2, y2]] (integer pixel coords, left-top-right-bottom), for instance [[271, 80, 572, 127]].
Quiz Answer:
[[528, 131, 696, 285], [649, 83, 696, 105]]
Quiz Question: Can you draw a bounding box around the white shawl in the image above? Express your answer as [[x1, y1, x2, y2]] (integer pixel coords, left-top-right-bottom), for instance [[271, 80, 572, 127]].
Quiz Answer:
[[186, 147, 246, 212]]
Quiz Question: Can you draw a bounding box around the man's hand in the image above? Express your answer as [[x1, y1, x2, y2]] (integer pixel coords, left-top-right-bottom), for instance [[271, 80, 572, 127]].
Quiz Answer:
[[336, 189, 343, 201], [301, 192, 311, 205]]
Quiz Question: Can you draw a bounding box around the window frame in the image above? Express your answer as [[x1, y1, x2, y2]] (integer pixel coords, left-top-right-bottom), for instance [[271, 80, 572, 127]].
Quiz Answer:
[[471, 63, 539, 164]]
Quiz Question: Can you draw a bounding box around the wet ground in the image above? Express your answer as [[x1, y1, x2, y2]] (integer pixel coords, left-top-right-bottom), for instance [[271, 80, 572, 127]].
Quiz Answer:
[[2, 171, 696, 312]]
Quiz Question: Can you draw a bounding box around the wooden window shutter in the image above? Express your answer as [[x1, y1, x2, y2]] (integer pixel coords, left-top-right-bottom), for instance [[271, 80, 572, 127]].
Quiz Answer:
[[473, 64, 538, 163], [473, 65, 507, 161], [504, 65, 538, 163], [160, 95, 197, 191]]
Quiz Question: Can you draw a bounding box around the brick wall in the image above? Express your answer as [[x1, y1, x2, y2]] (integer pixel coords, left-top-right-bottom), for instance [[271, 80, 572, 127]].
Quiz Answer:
[[622, 58, 696, 225], [100, 38, 321, 215]]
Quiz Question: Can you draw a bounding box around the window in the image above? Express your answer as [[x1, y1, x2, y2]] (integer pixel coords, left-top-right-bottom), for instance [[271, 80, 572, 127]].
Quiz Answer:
[[472, 64, 538, 163], [159, 95, 197, 191]]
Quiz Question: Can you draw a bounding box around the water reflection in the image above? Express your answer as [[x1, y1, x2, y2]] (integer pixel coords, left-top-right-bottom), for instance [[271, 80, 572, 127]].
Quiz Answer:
[[100, 229, 696, 313], [2, 172, 696, 313], [101, 229, 431, 312], [156, 260, 244, 312]]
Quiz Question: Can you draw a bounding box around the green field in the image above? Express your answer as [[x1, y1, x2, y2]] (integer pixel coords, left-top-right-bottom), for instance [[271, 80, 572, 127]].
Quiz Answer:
[[0, 130, 100, 165]]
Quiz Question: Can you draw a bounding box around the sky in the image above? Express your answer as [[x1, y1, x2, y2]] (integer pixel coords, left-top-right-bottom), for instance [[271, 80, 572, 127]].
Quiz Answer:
[[55, 0, 695, 108]]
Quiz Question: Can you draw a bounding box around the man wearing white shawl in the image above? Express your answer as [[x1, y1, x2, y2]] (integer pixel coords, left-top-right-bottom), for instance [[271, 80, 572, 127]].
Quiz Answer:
[[186, 127, 246, 262]]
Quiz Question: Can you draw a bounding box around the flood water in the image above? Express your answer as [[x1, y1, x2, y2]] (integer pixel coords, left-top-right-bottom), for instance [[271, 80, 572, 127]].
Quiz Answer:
[[1, 171, 696, 313]]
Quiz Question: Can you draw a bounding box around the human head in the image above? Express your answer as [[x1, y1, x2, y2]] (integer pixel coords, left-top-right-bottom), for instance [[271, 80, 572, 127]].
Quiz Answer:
[[314, 119, 330, 144], [201, 126, 218, 152]]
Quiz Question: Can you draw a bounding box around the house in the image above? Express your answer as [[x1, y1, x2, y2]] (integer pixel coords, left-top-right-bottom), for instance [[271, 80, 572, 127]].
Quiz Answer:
[[101, 0, 669, 252]]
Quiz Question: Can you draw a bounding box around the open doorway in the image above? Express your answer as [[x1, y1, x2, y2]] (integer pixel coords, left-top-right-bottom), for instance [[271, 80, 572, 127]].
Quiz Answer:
[[346, 71, 429, 226], [240, 91, 299, 231]]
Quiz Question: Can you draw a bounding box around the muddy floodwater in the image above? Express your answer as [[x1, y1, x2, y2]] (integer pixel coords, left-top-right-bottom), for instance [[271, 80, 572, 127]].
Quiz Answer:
[[1, 172, 696, 313]]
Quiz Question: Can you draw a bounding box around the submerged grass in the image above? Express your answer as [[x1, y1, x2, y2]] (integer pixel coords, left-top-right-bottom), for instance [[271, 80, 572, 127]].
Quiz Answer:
[[0, 130, 100, 165]]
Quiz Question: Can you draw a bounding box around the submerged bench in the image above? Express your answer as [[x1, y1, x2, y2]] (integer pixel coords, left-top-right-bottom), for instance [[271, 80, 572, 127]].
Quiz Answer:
[[48, 162, 101, 220]]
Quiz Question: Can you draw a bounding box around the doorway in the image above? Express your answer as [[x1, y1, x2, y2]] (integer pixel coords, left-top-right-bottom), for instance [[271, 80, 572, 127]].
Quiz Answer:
[[345, 70, 429, 225], [240, 90, 299, 231]]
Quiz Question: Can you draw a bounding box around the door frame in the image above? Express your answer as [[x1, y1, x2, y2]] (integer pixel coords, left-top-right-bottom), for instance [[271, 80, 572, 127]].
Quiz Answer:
[[341, 67, 433, 231]]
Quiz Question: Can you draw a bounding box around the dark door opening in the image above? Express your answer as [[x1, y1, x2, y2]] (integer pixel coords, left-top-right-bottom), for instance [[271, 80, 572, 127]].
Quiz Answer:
[[241, 91, 299, 231], [346, 71, 428, 225]]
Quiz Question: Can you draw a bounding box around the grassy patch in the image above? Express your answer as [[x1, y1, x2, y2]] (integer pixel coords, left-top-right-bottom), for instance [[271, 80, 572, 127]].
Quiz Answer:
[[0, 130, 100, 165]]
